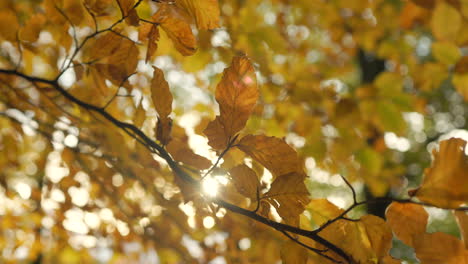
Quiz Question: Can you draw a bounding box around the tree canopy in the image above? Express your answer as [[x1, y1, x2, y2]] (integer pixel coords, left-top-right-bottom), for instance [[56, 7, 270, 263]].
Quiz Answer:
[[0, 0, 468, 263]]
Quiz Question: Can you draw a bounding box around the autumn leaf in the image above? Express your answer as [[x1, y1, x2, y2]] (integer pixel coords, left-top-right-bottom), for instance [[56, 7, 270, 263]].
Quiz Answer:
[[409, 138, 468, 208], [204, 56, 258, 150], [139, 23, 160, 63], [19, 14, 46, 43], [431, 1, 461, 41], [229, 164, 259, 199], [385, 202, 428, 247], [280, 240, 308, 264], [413, 232, 468, 264], [319, 215, 393, 263], [264, 172, 310, 224], [166, 139, 211, 170], [151, 66, 173, 145], [237, 134, 303, 178], [306, 199, 344, 227], [0, 10, 19, 42], [152, 3, 197, 56], [116, 0, 139, 26], [133, 100, 146, 128], [176, 0, 220, 30]]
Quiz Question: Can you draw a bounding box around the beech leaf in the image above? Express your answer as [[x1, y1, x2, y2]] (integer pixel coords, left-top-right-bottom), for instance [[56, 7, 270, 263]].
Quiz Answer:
[[229, 164, 259, 199], [204, 56, 258, 150], [151, 66, 173, 145], [176, 0, 220, 30], [319, 215, 393, 263], [237, 134, 303, 178], [152, 3, 197, 56], [264, 172, 310, 224], [409, 138, 468, 208], [385, 202, 428, 247]]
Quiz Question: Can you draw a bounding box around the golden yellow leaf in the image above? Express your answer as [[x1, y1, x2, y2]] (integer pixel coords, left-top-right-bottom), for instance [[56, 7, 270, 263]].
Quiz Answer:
[[133, 102, 146, 128], [455, 211, 468, 250], [19, 14, 46, 43], [152, 3, 197, 56], [431, 1, 461, 41], [431, 41, 461, 65], [151, 66, 173, 119], [204, 56, 258, 150], [176, 0, 220, 30], [385, 202, 428, 247], [409, 138, 468, 208], [264, 172, 310, 224], [452, 74, 468, 101], [150, 66, 173, 144], [0, 10, 19, 42], [413, 232, 468, 264], [319, 215, 393, 263], [237, 134, 303, 178], [280, 240, 308, 264], [306, 199, 344, 226], [229, 164, 259, 199]]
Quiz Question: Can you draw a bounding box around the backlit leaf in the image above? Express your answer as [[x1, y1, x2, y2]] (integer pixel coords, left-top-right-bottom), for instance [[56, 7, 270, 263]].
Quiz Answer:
[[229, 164, 259, 199], [264, 172, 310, 224], [176, 0, 220, 30], [166, 139, 211, 170], [204, 56, 258, 150], [151, 66, 173, 145], [319, 215, 393, 263], [152, 3, 197, 56], [409, 138, 468, 208], [237, 134, 303, 178], [386, 202, 428, 247], [306, 199, 344, 226]]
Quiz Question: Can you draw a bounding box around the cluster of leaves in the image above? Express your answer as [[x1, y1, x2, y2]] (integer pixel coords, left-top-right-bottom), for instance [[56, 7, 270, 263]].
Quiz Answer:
[[0, 0, 468, 263]]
